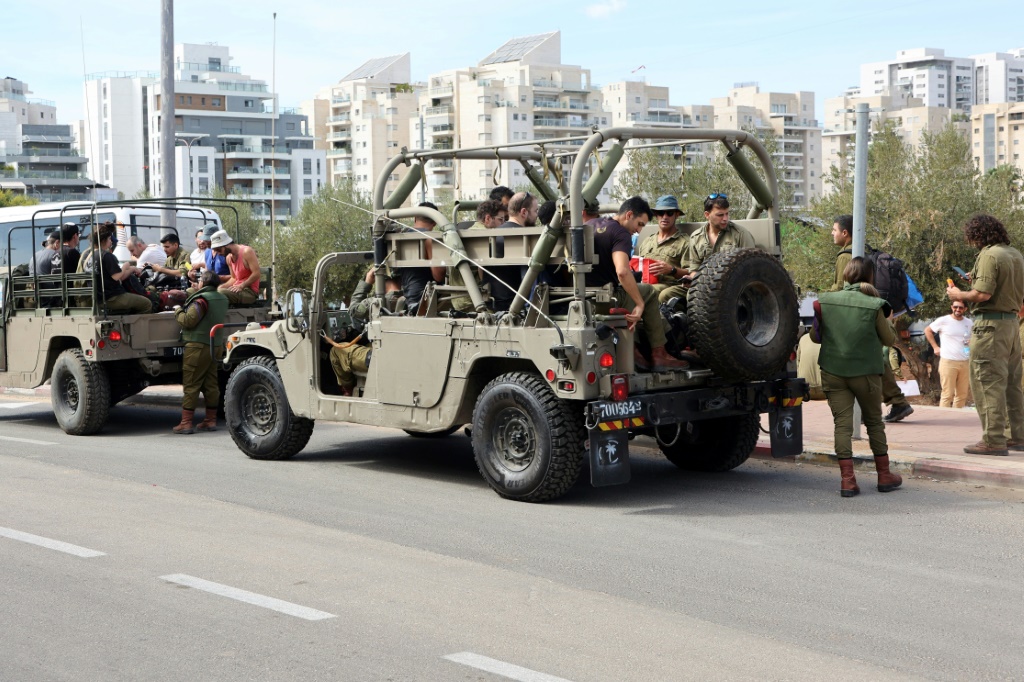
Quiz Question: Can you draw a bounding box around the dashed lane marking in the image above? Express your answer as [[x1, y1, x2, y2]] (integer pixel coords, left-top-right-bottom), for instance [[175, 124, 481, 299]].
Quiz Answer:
[[443, 652, 574, 682], [160, 574, 337, 621], [0, 403, 38, 409], [0, 526, 106, 558], [0, 435, 58, 445]]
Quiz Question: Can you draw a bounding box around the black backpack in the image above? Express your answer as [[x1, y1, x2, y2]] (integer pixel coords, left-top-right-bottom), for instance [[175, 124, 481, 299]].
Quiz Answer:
[[840, 247, 909, 313]]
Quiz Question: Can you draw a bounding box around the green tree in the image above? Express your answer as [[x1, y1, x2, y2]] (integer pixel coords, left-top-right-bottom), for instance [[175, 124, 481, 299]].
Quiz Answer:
[[0, 189, 38, 208]]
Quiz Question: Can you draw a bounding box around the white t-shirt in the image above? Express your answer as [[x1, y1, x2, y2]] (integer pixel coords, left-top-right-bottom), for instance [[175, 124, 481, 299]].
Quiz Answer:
[[136, 244, 167, 269], [928, 314, 973, 362], [190, 247, 205, 268]]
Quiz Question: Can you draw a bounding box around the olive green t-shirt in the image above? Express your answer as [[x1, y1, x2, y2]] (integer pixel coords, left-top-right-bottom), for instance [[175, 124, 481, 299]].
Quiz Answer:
[[832, 250, 853, 291], [687, 221, 756, 270], [636, 229, 689, 286], [970, 243, 1024, 314]]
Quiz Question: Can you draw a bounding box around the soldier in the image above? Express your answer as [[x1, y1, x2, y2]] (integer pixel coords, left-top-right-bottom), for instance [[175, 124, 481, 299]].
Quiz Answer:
[[152, 233, 191, 281], [687, 193, 755, 271], [831, 214, 914, 423], [395, 202, 445, 315], [812, 257, 902, 497], [172, 270, 229, 434], [635, 195, 690, 305], [947, 214, 1024, 456], [451, 200, 504, 313]]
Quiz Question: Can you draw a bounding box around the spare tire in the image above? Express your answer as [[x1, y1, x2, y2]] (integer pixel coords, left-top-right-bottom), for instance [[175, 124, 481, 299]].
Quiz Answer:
[[688, 248, 799, 381]]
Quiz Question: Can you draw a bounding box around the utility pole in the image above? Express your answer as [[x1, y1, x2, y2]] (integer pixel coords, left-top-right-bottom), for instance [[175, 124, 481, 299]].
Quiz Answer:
[[851, 102, 870, 439], [270, 11, 278, 305], [160, 0, 175, 231]]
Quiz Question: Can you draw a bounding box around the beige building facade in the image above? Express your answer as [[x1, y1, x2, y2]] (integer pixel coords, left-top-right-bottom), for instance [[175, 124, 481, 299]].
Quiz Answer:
[[970, 102, 1024, 173]]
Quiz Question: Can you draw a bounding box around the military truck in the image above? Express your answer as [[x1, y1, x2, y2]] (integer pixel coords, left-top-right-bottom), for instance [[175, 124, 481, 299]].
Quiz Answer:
[[222, 127, 805, 502], [0, 199, 273, 435]]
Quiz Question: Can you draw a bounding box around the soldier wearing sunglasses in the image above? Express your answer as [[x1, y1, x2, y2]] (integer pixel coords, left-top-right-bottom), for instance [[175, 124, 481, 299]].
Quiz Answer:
[[687, 193, 755, 271]]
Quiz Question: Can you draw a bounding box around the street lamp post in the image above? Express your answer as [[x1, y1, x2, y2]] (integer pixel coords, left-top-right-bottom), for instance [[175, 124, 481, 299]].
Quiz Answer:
[[174, 132, 208, 201]]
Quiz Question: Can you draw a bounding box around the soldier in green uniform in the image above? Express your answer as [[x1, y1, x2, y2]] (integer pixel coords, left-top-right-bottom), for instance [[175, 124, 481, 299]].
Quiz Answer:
[[450, 200, 505, 312], [686, 193, 755, 271], [812, 257, 902, 497], [172, 270, 229, 434], [635, 195, 690, 305], [947, 214, 1024, 455], [322, 336, 371, 397], [831, 214, 913, 423]]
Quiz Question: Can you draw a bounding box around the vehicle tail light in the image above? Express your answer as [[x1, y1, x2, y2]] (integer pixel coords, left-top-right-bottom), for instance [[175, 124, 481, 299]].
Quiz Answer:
[[557, 380, 576, 393], [611, 374, 628, 401], [586, 371, 597, 384], [599, 352, 615, 368], [545, 369, 556, 382], [789, 351, 797, 361], [109, 330, 122, 342], [97, 340, 106, 349]]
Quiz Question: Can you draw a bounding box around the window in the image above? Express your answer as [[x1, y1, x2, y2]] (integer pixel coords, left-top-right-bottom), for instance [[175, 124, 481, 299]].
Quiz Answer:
[[635, 97, 641, 104], [513, 113, 519, 120], [286, 122, 296, 131], [303, 179, 313, 195], [190, 117, 200, 128], [212, 98, 221, 106], [303, 158, 312, 174], [197, 157, 208, 173], [187, 96, 192, 105], [198, 178, 209, 192], [361, 141, 367, 148], [244, 100, 254, 108]]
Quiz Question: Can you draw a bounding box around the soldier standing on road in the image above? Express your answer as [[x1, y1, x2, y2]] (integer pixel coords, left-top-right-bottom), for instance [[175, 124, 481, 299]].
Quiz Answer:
[[686, 193, 755, 271], [635, 195, 690, 305], [925, 302, 973, 408], [812, 257, 902, 497], [946, 214, 1024, 456], [830, 214, 914, 423], [173, 270, 229, 434]]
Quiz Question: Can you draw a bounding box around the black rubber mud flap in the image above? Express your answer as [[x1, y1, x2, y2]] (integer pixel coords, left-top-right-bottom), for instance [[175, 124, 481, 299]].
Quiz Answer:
[[588, 428, 631, 486], [768, 396, 804, 457]]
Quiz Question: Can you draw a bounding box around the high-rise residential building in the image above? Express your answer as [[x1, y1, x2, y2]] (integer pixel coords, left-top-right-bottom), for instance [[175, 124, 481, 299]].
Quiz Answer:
[[303, 54, 421, 196], [971, 49, 1024, 105], [82, 71, 157, 196], [411, 31, 610, 204], [820, 92, 960, 194], [710, 85, 822, 206], [970, 101, 1024, 173], [859, 48, 975, 112], [144, 44, 325, 223], [0, 78, 109, 203]]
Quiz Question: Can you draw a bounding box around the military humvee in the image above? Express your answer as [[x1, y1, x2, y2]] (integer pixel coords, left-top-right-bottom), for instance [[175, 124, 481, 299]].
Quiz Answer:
[[0, 199, 273, 435], [222, 127, 805, 502]]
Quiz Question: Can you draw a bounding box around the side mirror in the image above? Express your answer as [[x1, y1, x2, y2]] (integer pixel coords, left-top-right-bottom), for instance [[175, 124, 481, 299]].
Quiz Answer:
[[285, 288, 309, 333]]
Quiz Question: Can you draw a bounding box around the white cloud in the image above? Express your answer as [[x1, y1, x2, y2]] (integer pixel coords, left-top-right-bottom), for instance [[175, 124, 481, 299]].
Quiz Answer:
[[585, 0, 626, 19]]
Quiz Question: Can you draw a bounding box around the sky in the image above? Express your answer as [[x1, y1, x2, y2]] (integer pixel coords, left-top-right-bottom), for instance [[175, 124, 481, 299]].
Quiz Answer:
[[5, 0, 1022, 125]]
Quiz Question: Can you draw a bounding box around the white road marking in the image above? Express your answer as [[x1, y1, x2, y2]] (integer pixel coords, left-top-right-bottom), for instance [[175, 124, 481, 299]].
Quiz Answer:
[[444, 652, 574, 682], [0, 435, 57, 445], [0, 403, 36, 409], [159, 574, 337, 621], [0, 526, 106, 558]]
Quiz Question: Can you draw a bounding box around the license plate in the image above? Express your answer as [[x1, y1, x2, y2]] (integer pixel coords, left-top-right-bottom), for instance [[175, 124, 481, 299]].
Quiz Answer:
[[163, 346, 184, 357]]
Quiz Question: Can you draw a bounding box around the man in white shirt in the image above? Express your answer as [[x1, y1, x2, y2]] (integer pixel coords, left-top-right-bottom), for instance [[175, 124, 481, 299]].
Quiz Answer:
[[926, 301, 974, 408], [126, 235, 167, 269], [189, 228, 208, 267]]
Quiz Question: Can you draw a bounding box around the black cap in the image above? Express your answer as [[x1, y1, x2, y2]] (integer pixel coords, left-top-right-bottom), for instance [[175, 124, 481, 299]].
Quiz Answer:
[[60, 223, 80, 241], [159, 232, 180, 244]]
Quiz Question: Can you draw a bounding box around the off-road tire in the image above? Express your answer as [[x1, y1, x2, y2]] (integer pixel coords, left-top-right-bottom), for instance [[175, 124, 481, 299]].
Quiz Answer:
[[688, 248, 799, 381], [471, 372, 585, 502], [51, 348, 110, 435], [225, 356, 314, 460], [403, 425, 462, 438], [656, 413, 760, 472]]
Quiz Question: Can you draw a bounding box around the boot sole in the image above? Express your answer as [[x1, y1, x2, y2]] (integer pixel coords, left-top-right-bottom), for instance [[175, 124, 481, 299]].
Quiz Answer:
[[840, 489, 860, 497], [173, 428, 195, 435], [877, 484, 902, 492], [196, 426, 218, 432]]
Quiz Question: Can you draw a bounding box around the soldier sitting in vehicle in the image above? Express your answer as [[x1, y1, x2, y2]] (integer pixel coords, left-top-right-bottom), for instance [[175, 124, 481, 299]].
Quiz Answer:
[[321, 334, 370, 397], [89, 222, 153, 314], [450, 199, 505, 313], [687, 193, 755, 271]]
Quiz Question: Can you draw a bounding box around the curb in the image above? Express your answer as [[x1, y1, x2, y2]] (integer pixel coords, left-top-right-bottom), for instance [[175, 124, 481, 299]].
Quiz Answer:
[[751, 444, 1024, 490]]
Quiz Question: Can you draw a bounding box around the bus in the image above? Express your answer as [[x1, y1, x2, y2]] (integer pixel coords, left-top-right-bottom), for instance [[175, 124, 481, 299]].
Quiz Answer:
[[0, 201, 223, 271]]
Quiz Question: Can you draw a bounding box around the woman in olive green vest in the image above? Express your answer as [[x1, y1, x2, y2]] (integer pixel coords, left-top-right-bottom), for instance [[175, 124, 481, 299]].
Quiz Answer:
[[811, 257, 903, 497]]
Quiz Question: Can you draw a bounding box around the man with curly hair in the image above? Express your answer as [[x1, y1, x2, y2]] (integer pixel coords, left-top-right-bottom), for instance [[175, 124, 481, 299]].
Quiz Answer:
[[947, 214, 1024, 456]]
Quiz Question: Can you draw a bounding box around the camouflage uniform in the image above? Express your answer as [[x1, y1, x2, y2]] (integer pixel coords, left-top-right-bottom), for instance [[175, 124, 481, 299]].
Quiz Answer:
[[635, 229, 689, 304], [687, 221, 755, 271], [175, 286, 228, 411]]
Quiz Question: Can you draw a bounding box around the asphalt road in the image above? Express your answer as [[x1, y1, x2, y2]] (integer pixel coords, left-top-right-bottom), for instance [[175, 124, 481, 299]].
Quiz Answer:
[[2, 396, 1023, 681]]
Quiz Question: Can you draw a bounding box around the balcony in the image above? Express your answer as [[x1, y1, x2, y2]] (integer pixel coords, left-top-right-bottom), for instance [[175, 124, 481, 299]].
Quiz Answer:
[[225, 166, 291, 179], [328, 114, 351, 123], [327, 131, 351, 140], [532, 79, 562, 90], [229, 187, 291, 199], [331, 96, 351, 106], [429, 159, 454, 171], [176, 60, 241, 74], [327, 147, 351, 157], [431, 124, 455, 134], [332, 160, 353, 173], [429, 85, 454, 97], [0, 169, 89, 179], [224, 145, 290, 156], [533, 100, 563, 109], [630, 113, 682, 124], [424, 105, 454, 116], [217, 82, 269, 93], [533, 118, 591, 128]]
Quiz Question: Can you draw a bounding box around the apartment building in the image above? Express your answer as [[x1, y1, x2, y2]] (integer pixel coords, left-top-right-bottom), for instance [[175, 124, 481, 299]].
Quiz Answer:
[[303, 53, 420, 196], [821, 92, 957, 193], [0, 78, 108, 203], [411, 31, 610, 204], [970, 101, 1024, 173], [971, 50, 1024, 105], [82, 71, 157, 196], [710, 85, 822, 206], [859, 48, 974, 112]]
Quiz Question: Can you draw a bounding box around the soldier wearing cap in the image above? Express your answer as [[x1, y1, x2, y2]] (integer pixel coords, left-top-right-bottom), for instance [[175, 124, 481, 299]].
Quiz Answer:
[[210, 230, 261, 305], [687, 193, 756, 271], [635, 195, 690, 305]]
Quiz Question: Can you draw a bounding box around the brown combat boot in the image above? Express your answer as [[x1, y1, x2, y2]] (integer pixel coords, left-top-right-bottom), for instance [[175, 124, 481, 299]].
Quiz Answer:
[[650, 346, 690, 372], [963, 440, 1009, 456], [838, 458, 860, 498], [172, 409, 195, 435], [195, 411, 218, 432], [874, 455, 902, 492]]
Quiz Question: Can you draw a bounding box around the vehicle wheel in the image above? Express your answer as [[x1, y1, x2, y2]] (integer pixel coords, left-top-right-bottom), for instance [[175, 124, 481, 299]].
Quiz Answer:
[[225, 356, 314, 460], [688, 248, 799, 381], [51, 348, 110, 435], [471, 372, 585, 502], [403, 425, 462, 438], [656, 413, 759, 472]]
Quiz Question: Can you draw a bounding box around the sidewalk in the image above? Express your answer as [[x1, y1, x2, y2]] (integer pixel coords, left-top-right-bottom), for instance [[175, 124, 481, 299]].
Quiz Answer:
[[4, 384, 1024, 490]]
